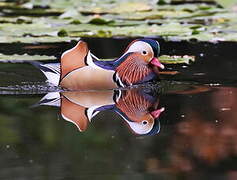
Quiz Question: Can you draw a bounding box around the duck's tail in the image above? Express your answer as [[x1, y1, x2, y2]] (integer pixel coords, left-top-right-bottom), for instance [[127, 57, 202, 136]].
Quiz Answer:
[[30, 61, 60, 86], [32, 92, 61, 108]]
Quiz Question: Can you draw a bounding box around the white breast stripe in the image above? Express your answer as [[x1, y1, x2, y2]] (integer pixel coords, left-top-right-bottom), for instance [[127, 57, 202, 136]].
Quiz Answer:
[[91, 53, 99, 60], [115, 90, 122, 103], [86, 106, 100, 121], [115, 73, 125, 87], [86, 51, 104, 69]]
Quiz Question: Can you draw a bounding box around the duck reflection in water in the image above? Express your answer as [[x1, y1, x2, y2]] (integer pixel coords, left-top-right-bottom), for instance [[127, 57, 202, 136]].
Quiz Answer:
[[37, 87, 165, 135]]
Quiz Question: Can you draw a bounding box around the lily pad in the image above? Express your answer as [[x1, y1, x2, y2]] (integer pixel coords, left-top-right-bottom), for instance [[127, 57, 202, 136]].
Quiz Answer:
[[159, 55, 195, 64], [0, 16, 32, 24], [0, 53, 195, 65], [0, 36, 78, 43], [0, 0, 236, 42], [79, 1, 154, 14], [215, 0, 237, 8], [110, 2, 152, 13], [89, 17, 115, 25], [0, 54, 56, 62], [101, 55, 195, 65]]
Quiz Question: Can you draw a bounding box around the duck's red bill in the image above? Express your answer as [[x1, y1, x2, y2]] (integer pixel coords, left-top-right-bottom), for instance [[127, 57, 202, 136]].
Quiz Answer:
[[150, 57, 165, 69], [151, 107, 165, 118]]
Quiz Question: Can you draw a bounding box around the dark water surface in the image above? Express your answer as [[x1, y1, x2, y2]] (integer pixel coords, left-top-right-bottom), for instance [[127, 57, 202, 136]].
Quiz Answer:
[[1, 39, 237, 179]]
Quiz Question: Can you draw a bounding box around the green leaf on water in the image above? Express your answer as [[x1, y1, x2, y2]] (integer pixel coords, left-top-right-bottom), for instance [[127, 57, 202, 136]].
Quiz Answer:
[[57, 29, 68, 37], [215, 0, 237, 8], [159, 55, 195, 64], [89, 17, 114, 25], [0, 16, 32, 24], [0, 0, 237, 42], [0, 54, 56, 61], [0, 53, 195, 65], [59, 8, 80, 19], [0, 36, 78, 43], [110, 2, 152, 13], [101, 55, 195, 64], [79, 1, 153, 14]]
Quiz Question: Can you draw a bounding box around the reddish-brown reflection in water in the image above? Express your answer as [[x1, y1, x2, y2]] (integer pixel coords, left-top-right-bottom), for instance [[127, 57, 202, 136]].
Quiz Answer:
[[148, 87, 237, 175]]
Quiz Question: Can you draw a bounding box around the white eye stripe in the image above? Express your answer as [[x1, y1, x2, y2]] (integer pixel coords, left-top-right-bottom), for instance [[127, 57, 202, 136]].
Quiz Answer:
[[125, 41, 154, 61], [126, 41, 154, 57]]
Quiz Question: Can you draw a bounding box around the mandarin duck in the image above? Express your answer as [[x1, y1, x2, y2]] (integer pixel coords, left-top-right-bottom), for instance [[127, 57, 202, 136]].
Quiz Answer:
[[37, 88, 165, 135], [33, 39, 164, 90]]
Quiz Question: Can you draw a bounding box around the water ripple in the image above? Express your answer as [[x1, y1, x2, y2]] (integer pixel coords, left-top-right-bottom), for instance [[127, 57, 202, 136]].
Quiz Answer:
[[0, 82, 62, 95]]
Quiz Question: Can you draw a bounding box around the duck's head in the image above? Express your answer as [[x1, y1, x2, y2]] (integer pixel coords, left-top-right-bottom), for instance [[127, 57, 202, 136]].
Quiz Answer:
[[115, 88, 165, 136], [115, 39, 164, 85], [124, 39, 164, 69], [123, 107, 165, 136]]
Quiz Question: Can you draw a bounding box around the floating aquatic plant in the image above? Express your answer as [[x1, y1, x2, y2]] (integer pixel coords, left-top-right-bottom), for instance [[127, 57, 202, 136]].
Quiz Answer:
[[0, 0, 236, 43]]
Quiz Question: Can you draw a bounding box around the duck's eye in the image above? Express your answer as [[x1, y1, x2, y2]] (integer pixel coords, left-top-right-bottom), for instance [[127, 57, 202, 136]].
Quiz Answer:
[[142, 51, 147, 55], [142, 120, 148, 125]]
